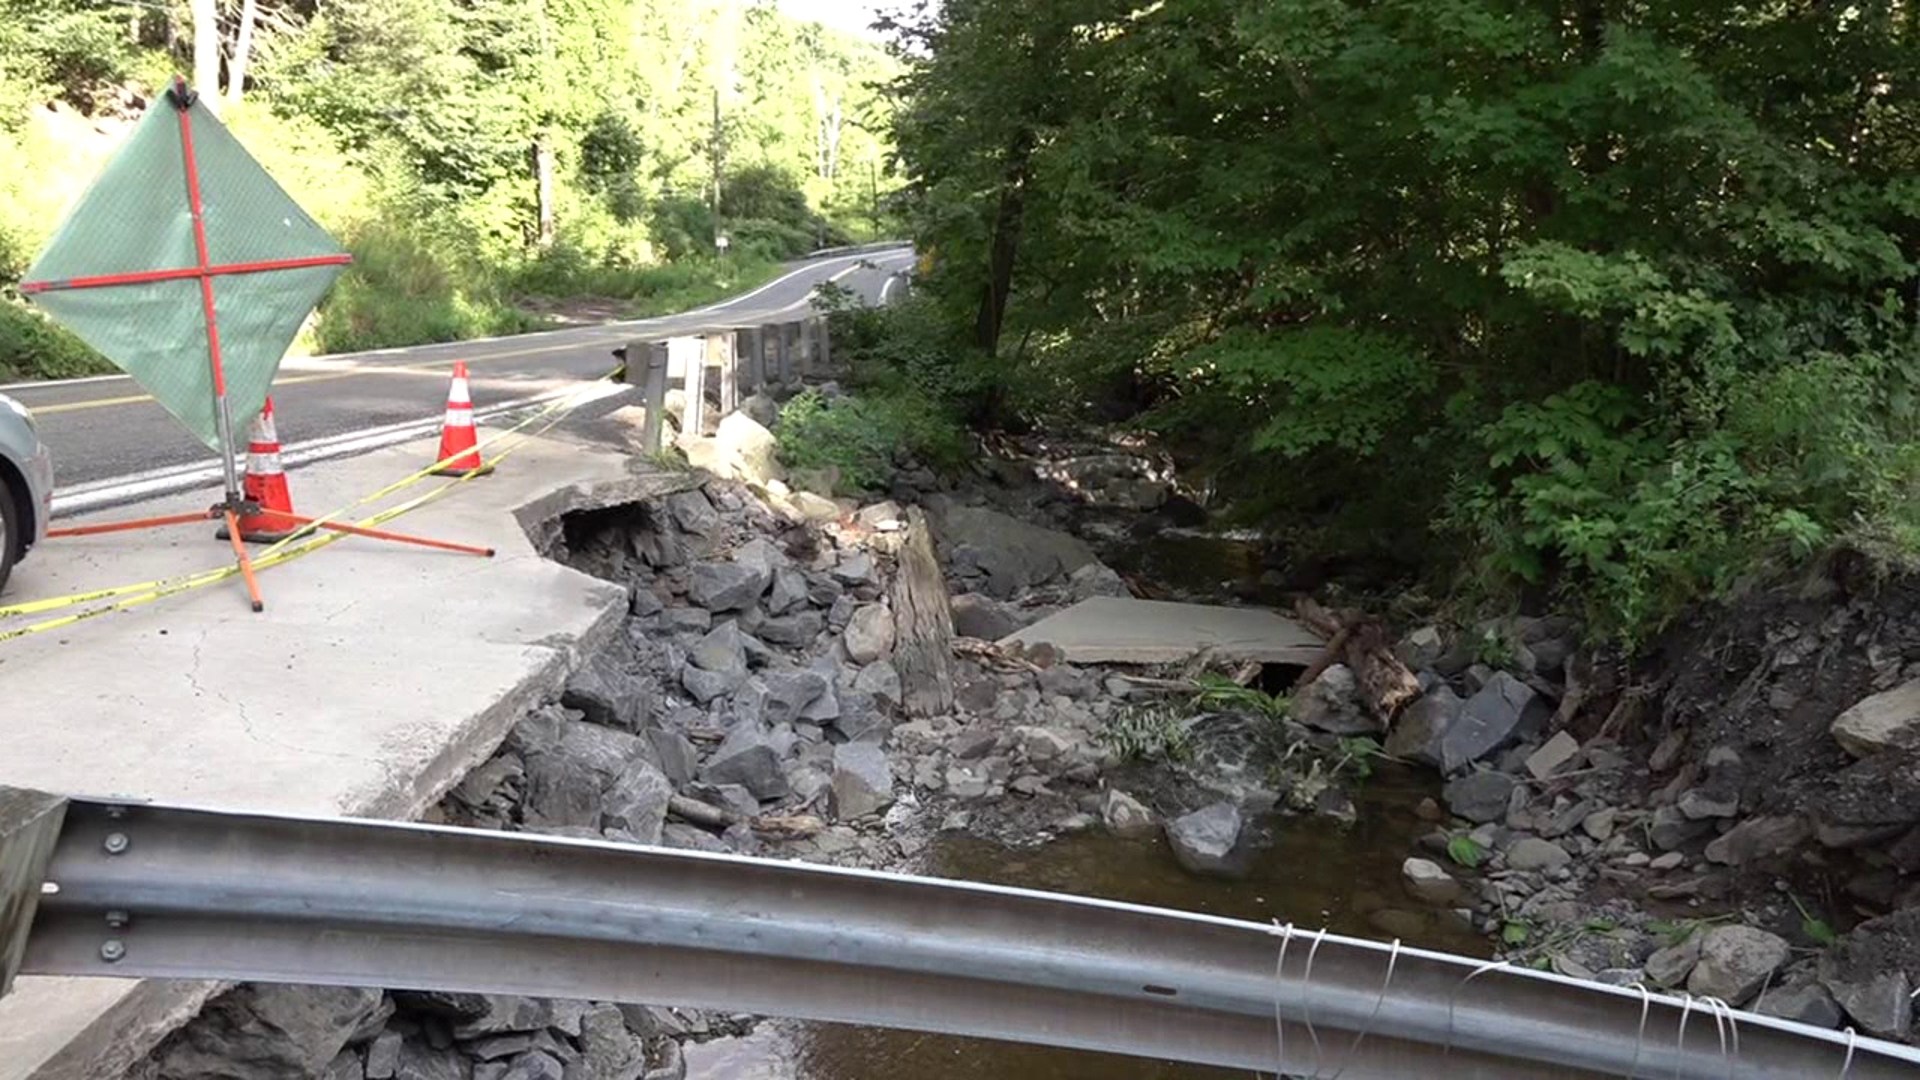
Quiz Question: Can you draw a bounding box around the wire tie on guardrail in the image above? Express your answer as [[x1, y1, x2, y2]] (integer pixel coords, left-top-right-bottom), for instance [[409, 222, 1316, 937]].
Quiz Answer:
[[1300, 928, 1330, 1077], [1440, 959, 1507, 1062], [1269, 921, 1294, 1077], [1325, 937, 1399, 1080], [1625, 982, 1653, 1080], [1699, 996, 1736, 1079], [1840, 1026, 1858, 1078], [1672, 992, 1698, 1080]]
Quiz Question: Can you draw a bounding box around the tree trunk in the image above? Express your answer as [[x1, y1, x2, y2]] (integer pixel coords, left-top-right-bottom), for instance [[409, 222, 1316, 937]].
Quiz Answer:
[[973, 131, 1033, 357], [190, 0, 220, 110], [533, 135, 556, 248], [891, 508, 955, 718], [225, 0, 259, 107]]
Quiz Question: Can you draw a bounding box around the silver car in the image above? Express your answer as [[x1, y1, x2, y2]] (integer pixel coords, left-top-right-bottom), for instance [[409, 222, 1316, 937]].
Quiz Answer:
[[0, 392, 53, 593]]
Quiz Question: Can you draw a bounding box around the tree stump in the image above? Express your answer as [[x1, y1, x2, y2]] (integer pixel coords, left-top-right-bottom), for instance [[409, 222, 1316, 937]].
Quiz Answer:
[[891, 507, 955, 717]]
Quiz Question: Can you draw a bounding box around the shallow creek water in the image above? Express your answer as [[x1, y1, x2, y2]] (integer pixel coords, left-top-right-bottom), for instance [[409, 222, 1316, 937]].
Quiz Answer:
[[685, 771, 1483, 1080]]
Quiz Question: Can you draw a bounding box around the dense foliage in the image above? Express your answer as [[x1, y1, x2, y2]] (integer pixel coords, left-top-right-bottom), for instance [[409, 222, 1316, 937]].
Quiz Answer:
[[884, 0, 1920, 641], [1, 0, 903, 371]]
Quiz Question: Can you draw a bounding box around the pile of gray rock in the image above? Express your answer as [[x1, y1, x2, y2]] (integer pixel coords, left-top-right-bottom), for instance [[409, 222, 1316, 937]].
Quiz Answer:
[[137, 983, 699, 1080], [1353, 616, 1918, 1040]]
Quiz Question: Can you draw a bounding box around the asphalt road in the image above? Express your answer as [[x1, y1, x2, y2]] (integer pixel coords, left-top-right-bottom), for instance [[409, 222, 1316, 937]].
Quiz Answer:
[[7, 246, 915, 512]]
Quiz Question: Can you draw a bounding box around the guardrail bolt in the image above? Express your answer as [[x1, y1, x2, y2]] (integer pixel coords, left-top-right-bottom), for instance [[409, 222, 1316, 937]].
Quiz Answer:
[[104, 805, 127, 819], [105, 910, 129, 929], [103, 832, 129, 855], [99, 939, 125, 963]]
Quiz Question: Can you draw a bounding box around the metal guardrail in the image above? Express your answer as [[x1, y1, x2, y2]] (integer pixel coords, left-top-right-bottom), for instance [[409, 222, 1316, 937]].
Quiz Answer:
[[4, 790, 1918, 1079], [803, 240, 911, 259]]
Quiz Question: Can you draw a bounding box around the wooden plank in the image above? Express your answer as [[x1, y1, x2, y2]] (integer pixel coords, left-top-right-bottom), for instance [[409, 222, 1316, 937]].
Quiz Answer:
[[0, 788, 67, 999], [890, 508, 955, 717], [708, 332, 735, 418], [638, 342, 670, 454]]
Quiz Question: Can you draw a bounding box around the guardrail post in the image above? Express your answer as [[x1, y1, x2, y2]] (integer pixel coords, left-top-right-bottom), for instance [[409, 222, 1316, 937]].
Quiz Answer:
[[669, 336, 704, 440], [778, 322, 798, 385], [729, 328, 752, 399], [705, 333, 732, 422], [639, 342, 669, 454], [1, 788, 67, 1000]]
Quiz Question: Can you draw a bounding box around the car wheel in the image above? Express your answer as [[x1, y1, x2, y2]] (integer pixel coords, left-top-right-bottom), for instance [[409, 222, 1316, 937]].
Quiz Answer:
[[0, 471, 16, 595]]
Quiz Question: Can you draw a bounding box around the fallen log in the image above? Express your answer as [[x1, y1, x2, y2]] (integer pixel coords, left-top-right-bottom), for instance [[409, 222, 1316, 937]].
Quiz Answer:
[[891, 506, 955, 717], [1293, 599, 1420, 723]]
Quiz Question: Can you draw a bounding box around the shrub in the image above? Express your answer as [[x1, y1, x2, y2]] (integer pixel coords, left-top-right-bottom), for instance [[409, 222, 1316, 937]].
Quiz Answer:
[[312, 221, 542, 354], [0, 299, 112, 380], [775, 386, 968, 492]]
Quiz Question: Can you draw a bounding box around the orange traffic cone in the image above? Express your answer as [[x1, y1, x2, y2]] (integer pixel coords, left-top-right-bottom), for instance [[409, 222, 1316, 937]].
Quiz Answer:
[[433, 360, 492, 478], [218, 397, 300, 543]]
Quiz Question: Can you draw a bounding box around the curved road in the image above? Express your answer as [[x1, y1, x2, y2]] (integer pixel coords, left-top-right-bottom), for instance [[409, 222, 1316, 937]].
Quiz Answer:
[[7, 247, 915, 514]]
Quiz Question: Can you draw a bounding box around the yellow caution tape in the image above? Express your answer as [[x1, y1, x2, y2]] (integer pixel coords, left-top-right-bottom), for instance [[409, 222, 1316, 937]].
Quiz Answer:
[[0, 371, 622, 639]]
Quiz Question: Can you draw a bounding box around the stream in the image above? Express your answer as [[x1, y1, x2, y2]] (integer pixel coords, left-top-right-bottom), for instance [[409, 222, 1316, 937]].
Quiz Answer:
[[684, 767, 1481, 1080]]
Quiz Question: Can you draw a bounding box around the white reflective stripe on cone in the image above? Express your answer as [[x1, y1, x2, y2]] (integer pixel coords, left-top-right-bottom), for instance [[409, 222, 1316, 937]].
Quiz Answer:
[[445, 408, 475, 428], [450, 379, 473, 405], [249, 452, 285, 473]]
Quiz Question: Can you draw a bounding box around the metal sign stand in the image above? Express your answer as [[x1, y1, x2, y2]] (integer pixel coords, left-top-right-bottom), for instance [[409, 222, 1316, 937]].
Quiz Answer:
[[20, 78, 493, 612]]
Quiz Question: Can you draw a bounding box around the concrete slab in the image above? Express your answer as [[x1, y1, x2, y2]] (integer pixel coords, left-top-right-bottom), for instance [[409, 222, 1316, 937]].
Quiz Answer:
[[0, 428, 688, 1080], [1001, 596, 1324, 666]]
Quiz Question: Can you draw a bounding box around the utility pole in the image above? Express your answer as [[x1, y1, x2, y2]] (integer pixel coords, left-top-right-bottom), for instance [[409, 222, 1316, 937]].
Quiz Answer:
[[710, 86, 725, 253]]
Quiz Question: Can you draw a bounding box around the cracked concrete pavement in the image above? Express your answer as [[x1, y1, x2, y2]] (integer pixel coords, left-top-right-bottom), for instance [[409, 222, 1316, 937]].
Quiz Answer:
[[0, 423, 690, 1080]]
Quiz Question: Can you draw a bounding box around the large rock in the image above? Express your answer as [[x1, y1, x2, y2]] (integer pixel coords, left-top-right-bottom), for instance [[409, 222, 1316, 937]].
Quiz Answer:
[[1443, 770, 1516, 825], [703, 724, 791, 800], [1384, 685, 1459, 768], [1755, 982, 1844, 1028], [766, 567, 812, 615], [937, 504, 1102, 599], [1101, 789, 1156, 836], [843, 603, 896, 664], [1686, 926, 1790, 1005], [516, 717, 655, 831], [1401, 857, 1465, 905], [561, 652, 651, 731], [154, 985, 387, 1080], [1504, 836, 1570, 871], [681, 661, 746, 704], [1165, 803, 1243, 878], [1293, 664, 1377, 735], [1705, 814, 1810, 865], [1831, 679, 1920, 758], [686, 411, 784, 486], [1821, 907, 1920, 1039], [570, 1004, 649, 1080], [741, 392, 780, 429], [451, 996, 588, 1040], [394, 1044, 464, 1080], [665, 488, 721, 536], [1440, 673, 1550, 772], [689, 621, 749, 679], [687, 560, 769, 611], [749, 609, 825, 647], [762, 670, 830, 724], [853, 660, 903, 712], [1650, 804, 1714, 850], [830, 742, 895, 820], [950, 593, 1026, 640], [1645, 935, 1702, 988], [602, 761, 674, 844]]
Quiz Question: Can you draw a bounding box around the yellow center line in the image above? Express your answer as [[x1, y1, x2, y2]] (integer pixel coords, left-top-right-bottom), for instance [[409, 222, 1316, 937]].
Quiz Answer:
[[29, 339, 611, 416]]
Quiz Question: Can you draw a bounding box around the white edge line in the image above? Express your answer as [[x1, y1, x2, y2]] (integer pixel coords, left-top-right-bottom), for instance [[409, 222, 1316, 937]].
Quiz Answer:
[[11, 248, 913, 394], [50, 383, 630, 518]]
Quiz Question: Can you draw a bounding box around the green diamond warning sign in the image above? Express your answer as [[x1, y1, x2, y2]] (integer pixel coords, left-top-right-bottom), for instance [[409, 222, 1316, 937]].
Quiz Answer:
[[21, 83, 349, 451]]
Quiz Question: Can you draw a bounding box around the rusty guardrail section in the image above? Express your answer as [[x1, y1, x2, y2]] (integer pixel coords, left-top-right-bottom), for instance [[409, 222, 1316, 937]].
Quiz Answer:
[[4, 789, 1917, 1079]]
